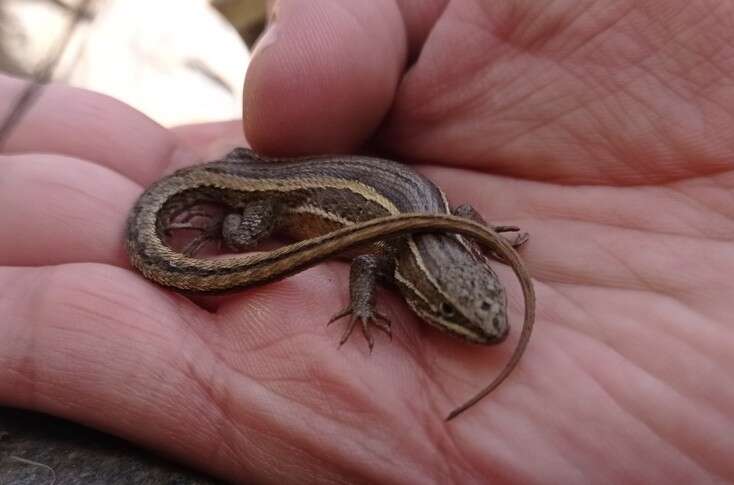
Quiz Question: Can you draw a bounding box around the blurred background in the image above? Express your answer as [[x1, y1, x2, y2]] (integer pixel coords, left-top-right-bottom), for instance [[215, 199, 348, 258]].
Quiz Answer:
[[1, 0, 269, 126]]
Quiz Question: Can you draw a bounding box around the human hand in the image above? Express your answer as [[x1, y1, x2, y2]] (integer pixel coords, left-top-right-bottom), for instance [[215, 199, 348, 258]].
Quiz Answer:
[[2, 1, 733, 483], [245, 1, 734, 481]]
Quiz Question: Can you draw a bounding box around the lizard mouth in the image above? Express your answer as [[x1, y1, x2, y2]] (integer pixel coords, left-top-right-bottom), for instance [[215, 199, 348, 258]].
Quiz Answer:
[[487, 318, 510, 344]]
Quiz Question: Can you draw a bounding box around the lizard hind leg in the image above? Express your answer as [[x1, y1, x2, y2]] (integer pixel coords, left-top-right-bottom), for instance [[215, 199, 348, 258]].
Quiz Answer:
[[162, 205, 225, 256], [168, 199, 282, 256], [222, 199, 281, 251]]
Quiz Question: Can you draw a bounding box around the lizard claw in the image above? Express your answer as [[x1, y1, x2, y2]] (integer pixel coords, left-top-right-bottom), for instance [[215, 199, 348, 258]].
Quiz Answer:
[[491, 225, 529, 248], [181, 233, 214, 256], [328, 305, 392, 350], [506, 231, 529, 248]]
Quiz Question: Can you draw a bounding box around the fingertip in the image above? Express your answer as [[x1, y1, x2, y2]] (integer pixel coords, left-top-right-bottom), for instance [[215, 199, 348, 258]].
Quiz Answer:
[[244, 1, 408, 155]]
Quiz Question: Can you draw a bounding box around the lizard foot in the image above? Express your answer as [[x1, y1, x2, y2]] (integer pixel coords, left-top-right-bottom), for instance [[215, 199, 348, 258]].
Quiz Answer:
[[328, 305, 392, 353]]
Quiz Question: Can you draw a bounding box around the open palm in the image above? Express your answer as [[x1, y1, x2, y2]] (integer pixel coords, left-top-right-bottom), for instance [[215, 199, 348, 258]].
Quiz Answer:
[[2, 1, 733, 483]]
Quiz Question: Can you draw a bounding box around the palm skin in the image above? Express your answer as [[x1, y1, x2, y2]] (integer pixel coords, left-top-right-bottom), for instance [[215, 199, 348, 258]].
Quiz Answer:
[[1, 0, 733, 483]]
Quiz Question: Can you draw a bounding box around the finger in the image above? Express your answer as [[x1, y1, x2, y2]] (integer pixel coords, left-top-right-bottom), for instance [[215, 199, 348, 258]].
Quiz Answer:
[[0, 263, 236, 478], [393, 0, 449, 54], [0, 117, 258, 269], [0, 153, 137, 266], [422, 165, 734, 240], [0, 263, 439, 482], [171, 120, 248, 160], [244, 0, 408, 154], [262, 0, 447, 60], [0, 74, 199, 184]]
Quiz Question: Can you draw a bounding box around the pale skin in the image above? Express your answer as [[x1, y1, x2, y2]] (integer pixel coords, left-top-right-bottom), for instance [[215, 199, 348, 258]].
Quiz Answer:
[[1, 0, 733, 482]]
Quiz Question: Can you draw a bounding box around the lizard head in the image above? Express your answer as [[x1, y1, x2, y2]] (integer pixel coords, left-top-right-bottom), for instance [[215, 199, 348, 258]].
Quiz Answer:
[[394, 235, 510, 345]]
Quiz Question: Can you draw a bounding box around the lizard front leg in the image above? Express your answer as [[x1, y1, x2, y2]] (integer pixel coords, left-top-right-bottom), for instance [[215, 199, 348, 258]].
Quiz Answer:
[[328, 253, 395, 352]]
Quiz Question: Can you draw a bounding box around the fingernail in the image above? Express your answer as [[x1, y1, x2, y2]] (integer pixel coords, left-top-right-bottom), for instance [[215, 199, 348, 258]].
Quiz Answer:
[[251, 2, 280, 59]]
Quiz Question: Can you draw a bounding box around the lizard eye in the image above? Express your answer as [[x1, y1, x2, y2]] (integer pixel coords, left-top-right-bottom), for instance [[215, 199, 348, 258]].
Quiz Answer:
[[439, 302, 456, 318]]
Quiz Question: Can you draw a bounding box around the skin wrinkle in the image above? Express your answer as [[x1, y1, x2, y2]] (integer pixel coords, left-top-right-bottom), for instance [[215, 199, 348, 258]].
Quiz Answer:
[[599, 90, 677, 179], [576, 343, 728, 480], [180, 347, 273, 476], [555, 211, 727, 242], [559, 338, 712, 481], [670, 40, 733, 94], [111, 279, 252, 471], [541, 283, 607, 344], [692, 84, 734, 129], [437, 426, 481, 483], [214, 304, 317, 356], [549, 284, 734, 446], [435, 163, 733, 239], [14, 265, 181, 408], [394, 29, 499, 126], [390, 329, 483, 479], [0, 156, 137, 266], [67, 276, 183, 337], [395, 0, 449, 57], [410, 62, 486, 129], [485, 71, 576, 137], [423, 358, 525, 479], [526, 3, 579, 53], [179, 310, 303, 426], [6, 155, 129, 217], [489, 1, 563, 52], [692, 175, 734, 218], [474, 348, 595, 482], [522, 381, 616, 481], [312, 368, 378, 426], [555, 4, 635, 62], [633, 3, 685, 46], [672, 3, 725, 52], [423, 387, 500, 482], [554, 275, 734, 348], [179, 361, 234, 459], [309, 363, 342, 426], [616, 220, 730, 280], [591, 232, 678, 293], [521, 62, 603, 114], [265, 387, 421, 483], [394, 309, 445, 393], [516, 176, 734, 234], [337, 420, 420, 480], [439, 360, 555, 481], [20, 266, 69, 408], [231, 418, 304, 485], [206, 374, 275, 477], [489, 66, 564, 120], [272, 336, 412, 453], [413, 4, 734, 184], [663, 182, 734, 226], [246, 400, 332, 480], [634, 62, 701, 120], [640, 69, 730, 156], [600, 74, 658, 138], [684, 50, 733, 93], [576, 86, 640, 160], [552, 283, 731, 395]]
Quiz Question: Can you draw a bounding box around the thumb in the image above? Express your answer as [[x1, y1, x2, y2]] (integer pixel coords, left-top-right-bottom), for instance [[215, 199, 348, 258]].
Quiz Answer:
[[243, 0, 408, 155]]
